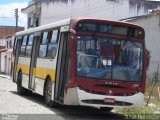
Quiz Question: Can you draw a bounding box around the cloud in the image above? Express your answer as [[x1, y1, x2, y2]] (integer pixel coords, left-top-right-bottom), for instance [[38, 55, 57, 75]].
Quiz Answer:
[[0, 2, 28, 27]]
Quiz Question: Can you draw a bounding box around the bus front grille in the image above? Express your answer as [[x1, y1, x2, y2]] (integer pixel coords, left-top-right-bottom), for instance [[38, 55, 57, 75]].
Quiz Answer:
[[81, 99, 133, 106]]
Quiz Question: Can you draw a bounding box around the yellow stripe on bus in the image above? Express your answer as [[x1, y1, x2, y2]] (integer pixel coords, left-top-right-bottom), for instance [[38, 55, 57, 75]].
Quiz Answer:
[[33, 67, 56, 81], [17, 64, 30, 74], [16, 64, 56, 81]]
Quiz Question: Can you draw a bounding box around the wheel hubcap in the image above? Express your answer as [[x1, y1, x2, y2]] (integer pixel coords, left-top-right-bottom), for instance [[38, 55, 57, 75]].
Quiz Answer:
[[46, 81, 52, 102]]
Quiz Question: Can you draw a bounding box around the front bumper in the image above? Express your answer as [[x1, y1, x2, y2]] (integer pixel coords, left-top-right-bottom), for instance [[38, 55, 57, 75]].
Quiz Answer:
[[64, 87, 144, 108]]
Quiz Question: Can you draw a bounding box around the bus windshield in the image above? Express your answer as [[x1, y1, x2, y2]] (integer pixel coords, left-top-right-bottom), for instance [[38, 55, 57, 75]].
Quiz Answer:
[[76, 35, 143, 81]]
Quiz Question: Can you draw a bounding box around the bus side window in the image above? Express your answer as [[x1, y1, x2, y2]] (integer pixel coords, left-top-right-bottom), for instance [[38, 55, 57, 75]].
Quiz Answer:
[[20, 35, 28, 56], [47, 44, 57, 58], [39, 32, 48, 58], [47, 30, 59, 58], [26, 34, 33, 56], [42, 32, 48, 43]]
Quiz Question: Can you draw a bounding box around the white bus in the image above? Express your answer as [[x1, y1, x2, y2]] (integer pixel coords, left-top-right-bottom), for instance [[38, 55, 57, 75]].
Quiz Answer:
[[13, 18, 148, 111]]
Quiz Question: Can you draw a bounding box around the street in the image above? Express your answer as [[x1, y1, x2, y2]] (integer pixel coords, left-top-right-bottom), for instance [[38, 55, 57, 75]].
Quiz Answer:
[[0, 76, 126, 120]]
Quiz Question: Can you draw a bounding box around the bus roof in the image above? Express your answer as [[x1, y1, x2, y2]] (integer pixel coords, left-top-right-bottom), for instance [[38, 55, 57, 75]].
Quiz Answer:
[[16, 17, 144, 36], [70, 17, 144, 30], [16, 18, 71, 36]]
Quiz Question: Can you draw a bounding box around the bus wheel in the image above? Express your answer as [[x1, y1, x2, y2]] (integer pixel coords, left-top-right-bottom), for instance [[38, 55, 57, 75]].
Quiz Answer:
[[44, 78, 59, 107], [100, 107, 113, 112], [17, 71, 27, 95]]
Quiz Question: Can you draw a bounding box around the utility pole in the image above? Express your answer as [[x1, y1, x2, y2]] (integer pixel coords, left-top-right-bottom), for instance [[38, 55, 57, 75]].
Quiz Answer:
[[15, 8, 18, 32]]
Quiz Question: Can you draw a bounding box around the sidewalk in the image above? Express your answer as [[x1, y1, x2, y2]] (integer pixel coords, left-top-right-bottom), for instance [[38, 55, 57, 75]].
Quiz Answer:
[[0, 74, 11, 79]]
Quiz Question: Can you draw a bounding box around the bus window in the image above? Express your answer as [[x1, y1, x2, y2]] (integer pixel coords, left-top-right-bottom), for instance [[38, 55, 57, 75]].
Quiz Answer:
[[26, 46, 32, 56], [20, 46, 26, 55], [39, 32, 48, 58], [51, 30, 58, 43], [47, 44, 57, 58], [39, 45, 47, 57], [46, 29, 59, 58], [28, 34, 33, 45], [42, 32, 48, 44], [20, 36, 28, 56], [26, 34, 33, 56], [76, 36, 143, 81], [112, 40, 143, 81], [77, 22, 96, 32], [22, 36, 28, 45]]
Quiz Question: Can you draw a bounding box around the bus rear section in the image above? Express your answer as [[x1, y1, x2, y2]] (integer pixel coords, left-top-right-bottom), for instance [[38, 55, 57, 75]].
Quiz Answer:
[[12, 18, 148, 110]]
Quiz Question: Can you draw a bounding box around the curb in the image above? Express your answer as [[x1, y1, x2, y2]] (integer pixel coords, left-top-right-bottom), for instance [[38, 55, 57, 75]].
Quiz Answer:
[[0, 75, 11, 79]]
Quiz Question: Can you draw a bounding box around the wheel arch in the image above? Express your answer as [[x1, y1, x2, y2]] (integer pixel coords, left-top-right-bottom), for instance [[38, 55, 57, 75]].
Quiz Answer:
[[17, 68, 22, 80]]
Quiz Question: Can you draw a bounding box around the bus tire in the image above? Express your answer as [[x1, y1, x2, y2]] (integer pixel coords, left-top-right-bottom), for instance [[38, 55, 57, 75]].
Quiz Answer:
[[100, 107, 113, 112], [44, 78, 59, 107], [17, 71, 27, 95]]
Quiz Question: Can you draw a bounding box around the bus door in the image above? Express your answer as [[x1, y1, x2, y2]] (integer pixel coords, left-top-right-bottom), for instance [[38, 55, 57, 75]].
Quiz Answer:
[[13, 36, 22, 82], [28, 32, 41, 90], [55, 28, 70, 102]]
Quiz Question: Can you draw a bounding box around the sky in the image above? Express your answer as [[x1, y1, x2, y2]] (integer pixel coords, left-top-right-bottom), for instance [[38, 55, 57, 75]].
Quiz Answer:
[[0, 0, 30, 27]]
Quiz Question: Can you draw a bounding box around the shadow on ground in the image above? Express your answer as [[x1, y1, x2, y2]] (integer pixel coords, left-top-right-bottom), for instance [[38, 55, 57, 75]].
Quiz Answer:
[[10, 91, 126, 120]]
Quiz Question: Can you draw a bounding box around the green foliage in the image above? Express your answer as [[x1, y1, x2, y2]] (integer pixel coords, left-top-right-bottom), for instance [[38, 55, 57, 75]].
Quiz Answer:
[[145, 80, 160, 106], [115, 80, 160, 115], [115, 107, 156, 115]]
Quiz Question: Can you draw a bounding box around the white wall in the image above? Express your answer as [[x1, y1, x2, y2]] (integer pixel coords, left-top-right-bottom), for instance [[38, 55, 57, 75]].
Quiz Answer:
[[1, 52, 6, 73], [0, 38, 5, 47], [0, 35, 14, 74], [40, 0, 156, 25], [129, 15, 160, 79]]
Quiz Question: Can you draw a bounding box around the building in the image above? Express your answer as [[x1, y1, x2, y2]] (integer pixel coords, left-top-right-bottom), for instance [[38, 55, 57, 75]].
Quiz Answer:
[[21, 0, 41, 28], [21, 0, 160, 78], [0, 35, 14, 75], [0, 26, 24, 38], [122, 9, 160, 79], [0, 26, 24, 75], [22, 0, 160, 28]]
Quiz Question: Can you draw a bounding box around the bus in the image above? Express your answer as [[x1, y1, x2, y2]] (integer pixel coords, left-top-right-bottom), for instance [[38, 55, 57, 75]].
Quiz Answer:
[[12, 18, 148, 111]]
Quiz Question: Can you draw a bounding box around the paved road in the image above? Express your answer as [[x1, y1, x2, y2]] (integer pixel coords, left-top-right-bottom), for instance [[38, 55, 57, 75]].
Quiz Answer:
[[0, 76, 126, 120]]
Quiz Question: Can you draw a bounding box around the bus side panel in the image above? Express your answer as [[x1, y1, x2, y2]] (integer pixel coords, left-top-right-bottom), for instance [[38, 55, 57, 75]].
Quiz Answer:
[[33, 57, 57, 96], [17, 56, 30, 89], [34, 78, 45, 96], [34, 58, 47, 95]]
